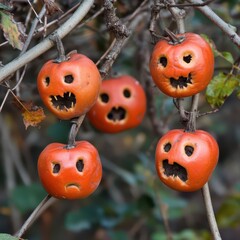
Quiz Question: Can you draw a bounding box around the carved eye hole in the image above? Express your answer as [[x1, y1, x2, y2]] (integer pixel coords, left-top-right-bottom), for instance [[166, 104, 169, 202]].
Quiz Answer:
[[183, 54, 192, 63], [44, 77, 50, 86], [185, 145, 194, 156], [76, 159, 84, 172], [164, 143, 171, 152], [159, 56, 167, 67], [123, 89, 131, 98], [100, 93, 109, 103], [52, 163, 60, 174], [64, 75, 74, 84]]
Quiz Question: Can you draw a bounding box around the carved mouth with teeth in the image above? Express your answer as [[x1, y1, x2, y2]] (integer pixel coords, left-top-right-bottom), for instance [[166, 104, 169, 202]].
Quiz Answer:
[[107, 107, 126, 122], [170, 73, 192, 89], [162, 159, 188, 182], [50, 92, 76, 111]]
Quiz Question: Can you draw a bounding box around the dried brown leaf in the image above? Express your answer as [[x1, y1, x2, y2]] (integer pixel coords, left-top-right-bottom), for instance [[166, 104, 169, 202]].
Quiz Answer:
[[12, 97, 46, 129], [43, 0, 63, 15]]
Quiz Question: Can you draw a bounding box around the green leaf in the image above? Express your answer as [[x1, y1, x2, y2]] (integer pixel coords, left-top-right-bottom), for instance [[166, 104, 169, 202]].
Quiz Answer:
[[206, 72, 239, 108], [108, 230, 130, 240], [0, 233, 23, 240], [152, 229, 210, 240], [151, 231, 168, 240], [10, 183, 46, 213], [0, 10, 25, 50], [221, 52, 234, 64], [201, 34, 235, 65], [65, 205, 103, 232], [217, 193, 240, 228]]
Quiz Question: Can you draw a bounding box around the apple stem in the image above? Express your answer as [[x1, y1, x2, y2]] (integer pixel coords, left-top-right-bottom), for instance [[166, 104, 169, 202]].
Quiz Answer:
[[49, 32, 67, 63], [164, 28, 185, 45], [67, 114, 86, 149]]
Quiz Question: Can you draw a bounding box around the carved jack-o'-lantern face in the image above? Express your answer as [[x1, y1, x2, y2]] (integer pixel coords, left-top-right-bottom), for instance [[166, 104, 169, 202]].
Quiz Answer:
[[87, 75, 147, 133], [149, 33, 214, 98], [37, 53, 101, 120], [155, 129, 219, 192], [38, 141, 102, 199]]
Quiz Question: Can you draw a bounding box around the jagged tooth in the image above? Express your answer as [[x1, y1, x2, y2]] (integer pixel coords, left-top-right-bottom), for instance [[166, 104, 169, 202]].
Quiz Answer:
[[54, 95, 58, 101], [71, 102, 74, 108], [64, 106, 68, 111], [69, 92, 71, 97], [56, 106, 60, 110]]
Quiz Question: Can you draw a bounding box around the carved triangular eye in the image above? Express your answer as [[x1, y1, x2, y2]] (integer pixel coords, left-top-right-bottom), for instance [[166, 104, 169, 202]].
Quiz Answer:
[[52, 163, 60, 174], [76, 159, 84, 172]]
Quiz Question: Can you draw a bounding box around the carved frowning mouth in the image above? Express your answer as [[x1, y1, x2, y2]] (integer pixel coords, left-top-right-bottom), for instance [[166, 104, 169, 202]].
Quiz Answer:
[[162, 159, 188, 182], [170, 73, 192, 89], [50, 92, 76, 111], [107, 107, 126, 122], [66, 183, 80, 190]]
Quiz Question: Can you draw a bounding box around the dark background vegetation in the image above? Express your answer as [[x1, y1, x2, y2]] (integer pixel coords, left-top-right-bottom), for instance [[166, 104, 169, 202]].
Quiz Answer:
[[0, 0, 240, 239]]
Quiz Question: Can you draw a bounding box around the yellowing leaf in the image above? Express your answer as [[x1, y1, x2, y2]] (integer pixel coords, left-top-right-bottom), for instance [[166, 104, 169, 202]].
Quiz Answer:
[[206, 72, 239, 108], [22, 104, 46, 129], [0, 10, 26, 50], [12, 98, 46, 129], [217, 193, 240, 228]]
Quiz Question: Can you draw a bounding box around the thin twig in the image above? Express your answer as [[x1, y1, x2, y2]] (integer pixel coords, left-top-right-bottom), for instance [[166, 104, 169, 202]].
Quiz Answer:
[[159, 0, 215, 8], [21, 5, 47, 55], [99, 0, 148, 78], [96, 38, 116, 66], [15, 195, 56, 238], [167, 0, 186, 33], [185, 93, 199, 132], [149, 0, 161, 44], [124, 0, 149, 23], [27, 0, 43, 23], [77, 7, 105, 29], [36, 2, 81, 35], [0, 65, 27, 112], [187, 0, 240, 47], [202, 183, 222, 240]]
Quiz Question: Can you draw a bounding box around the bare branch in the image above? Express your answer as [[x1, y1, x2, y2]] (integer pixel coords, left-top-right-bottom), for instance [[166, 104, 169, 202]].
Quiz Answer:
[[160, 0, 215, 8], [0, 0, 95, 84], [187, 0, 240, 47], [202, 183, 222, 240], [15, 195, 57, 238], [99, 0, 148, 78]]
